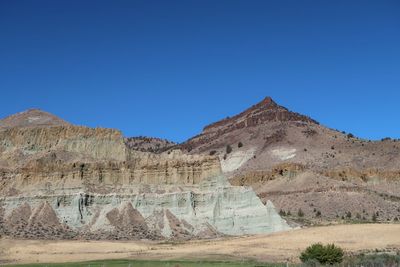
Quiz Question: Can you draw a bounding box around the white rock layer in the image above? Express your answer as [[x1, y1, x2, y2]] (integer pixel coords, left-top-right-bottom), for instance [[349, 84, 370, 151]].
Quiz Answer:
[[1, 175, 291, 237]]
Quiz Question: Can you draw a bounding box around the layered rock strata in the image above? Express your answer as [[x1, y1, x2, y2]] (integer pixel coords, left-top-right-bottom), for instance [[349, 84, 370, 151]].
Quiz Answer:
[[0, 175, 290, 239], [0, 110, 290, 239]]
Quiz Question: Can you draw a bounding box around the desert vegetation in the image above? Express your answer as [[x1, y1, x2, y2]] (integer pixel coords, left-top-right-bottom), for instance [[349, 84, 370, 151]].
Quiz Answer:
[[299, 243, 344, 265]]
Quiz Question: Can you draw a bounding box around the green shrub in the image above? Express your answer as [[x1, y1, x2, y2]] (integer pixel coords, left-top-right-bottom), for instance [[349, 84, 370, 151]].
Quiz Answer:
[[279, 209, 286, 216], [300, 243, 344, 265], [226, 145, 232, 154], [238, 142, 243, 148], [346, 211, 352, 219], [297, 208, 304, 217]]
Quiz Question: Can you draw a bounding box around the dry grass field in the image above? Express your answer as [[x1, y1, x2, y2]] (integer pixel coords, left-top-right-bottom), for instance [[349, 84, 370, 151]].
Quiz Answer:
[[1, 224, 400, 265]]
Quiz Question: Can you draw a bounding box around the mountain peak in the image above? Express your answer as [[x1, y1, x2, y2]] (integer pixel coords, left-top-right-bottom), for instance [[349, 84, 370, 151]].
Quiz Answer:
[[255, 96, 278, 108], [0, 109, 70, 129], [245, 96, 283, 114], [202, 97, 316, 134]]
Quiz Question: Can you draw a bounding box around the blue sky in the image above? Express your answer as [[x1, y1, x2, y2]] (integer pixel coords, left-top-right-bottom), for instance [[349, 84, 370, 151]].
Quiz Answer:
[[0, 0, 399, 142]]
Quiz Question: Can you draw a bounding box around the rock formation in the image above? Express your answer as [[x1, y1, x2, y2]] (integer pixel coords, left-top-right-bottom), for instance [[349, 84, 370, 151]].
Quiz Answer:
[[0, 109, 290, 240]]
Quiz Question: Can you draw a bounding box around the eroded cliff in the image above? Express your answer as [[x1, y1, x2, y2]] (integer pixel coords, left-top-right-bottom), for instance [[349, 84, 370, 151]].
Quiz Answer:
[[0, 110, 290, 239]]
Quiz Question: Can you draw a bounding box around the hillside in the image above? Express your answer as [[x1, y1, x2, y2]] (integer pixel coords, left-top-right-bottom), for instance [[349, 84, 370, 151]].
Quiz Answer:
[[181, 97, 400, 224]]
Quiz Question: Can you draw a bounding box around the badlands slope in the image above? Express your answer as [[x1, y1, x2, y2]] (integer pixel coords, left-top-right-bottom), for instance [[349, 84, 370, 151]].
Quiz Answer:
[[0, 109, 290, 240]]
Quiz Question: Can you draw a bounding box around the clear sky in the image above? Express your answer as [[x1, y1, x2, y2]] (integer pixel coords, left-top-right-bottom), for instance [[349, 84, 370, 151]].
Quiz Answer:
[[0, 0, 399, 142]]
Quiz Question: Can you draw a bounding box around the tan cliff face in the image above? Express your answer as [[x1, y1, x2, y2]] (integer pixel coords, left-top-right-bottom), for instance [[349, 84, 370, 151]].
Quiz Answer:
[[0, 125, 127, 164], [0, 108, 221, 189], [1, 151, 221, 196], [0, 109, 291, 240], [0, 125, 221, 196], [126, 150, 221, 185]]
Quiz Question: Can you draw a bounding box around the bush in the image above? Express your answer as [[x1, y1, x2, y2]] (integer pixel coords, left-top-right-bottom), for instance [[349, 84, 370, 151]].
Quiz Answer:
[[300, 243, 344, 265], [279, 209, 286, 216], [226, 145, 232, 154], [297, 208, 304, 217], [209, 150, 217, 156], [238, 142, 243, 148]]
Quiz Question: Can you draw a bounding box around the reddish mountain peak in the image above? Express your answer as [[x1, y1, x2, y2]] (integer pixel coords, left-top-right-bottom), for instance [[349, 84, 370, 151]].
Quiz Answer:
[[253, 96, 279, 109], [243, 96, 287, 115], [181, 96, 319, 152], [202, 96, 314, 134]]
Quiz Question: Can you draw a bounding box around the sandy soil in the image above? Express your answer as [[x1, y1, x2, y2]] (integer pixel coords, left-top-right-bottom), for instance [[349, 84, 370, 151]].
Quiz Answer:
[[1, 224, 400, 264]]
